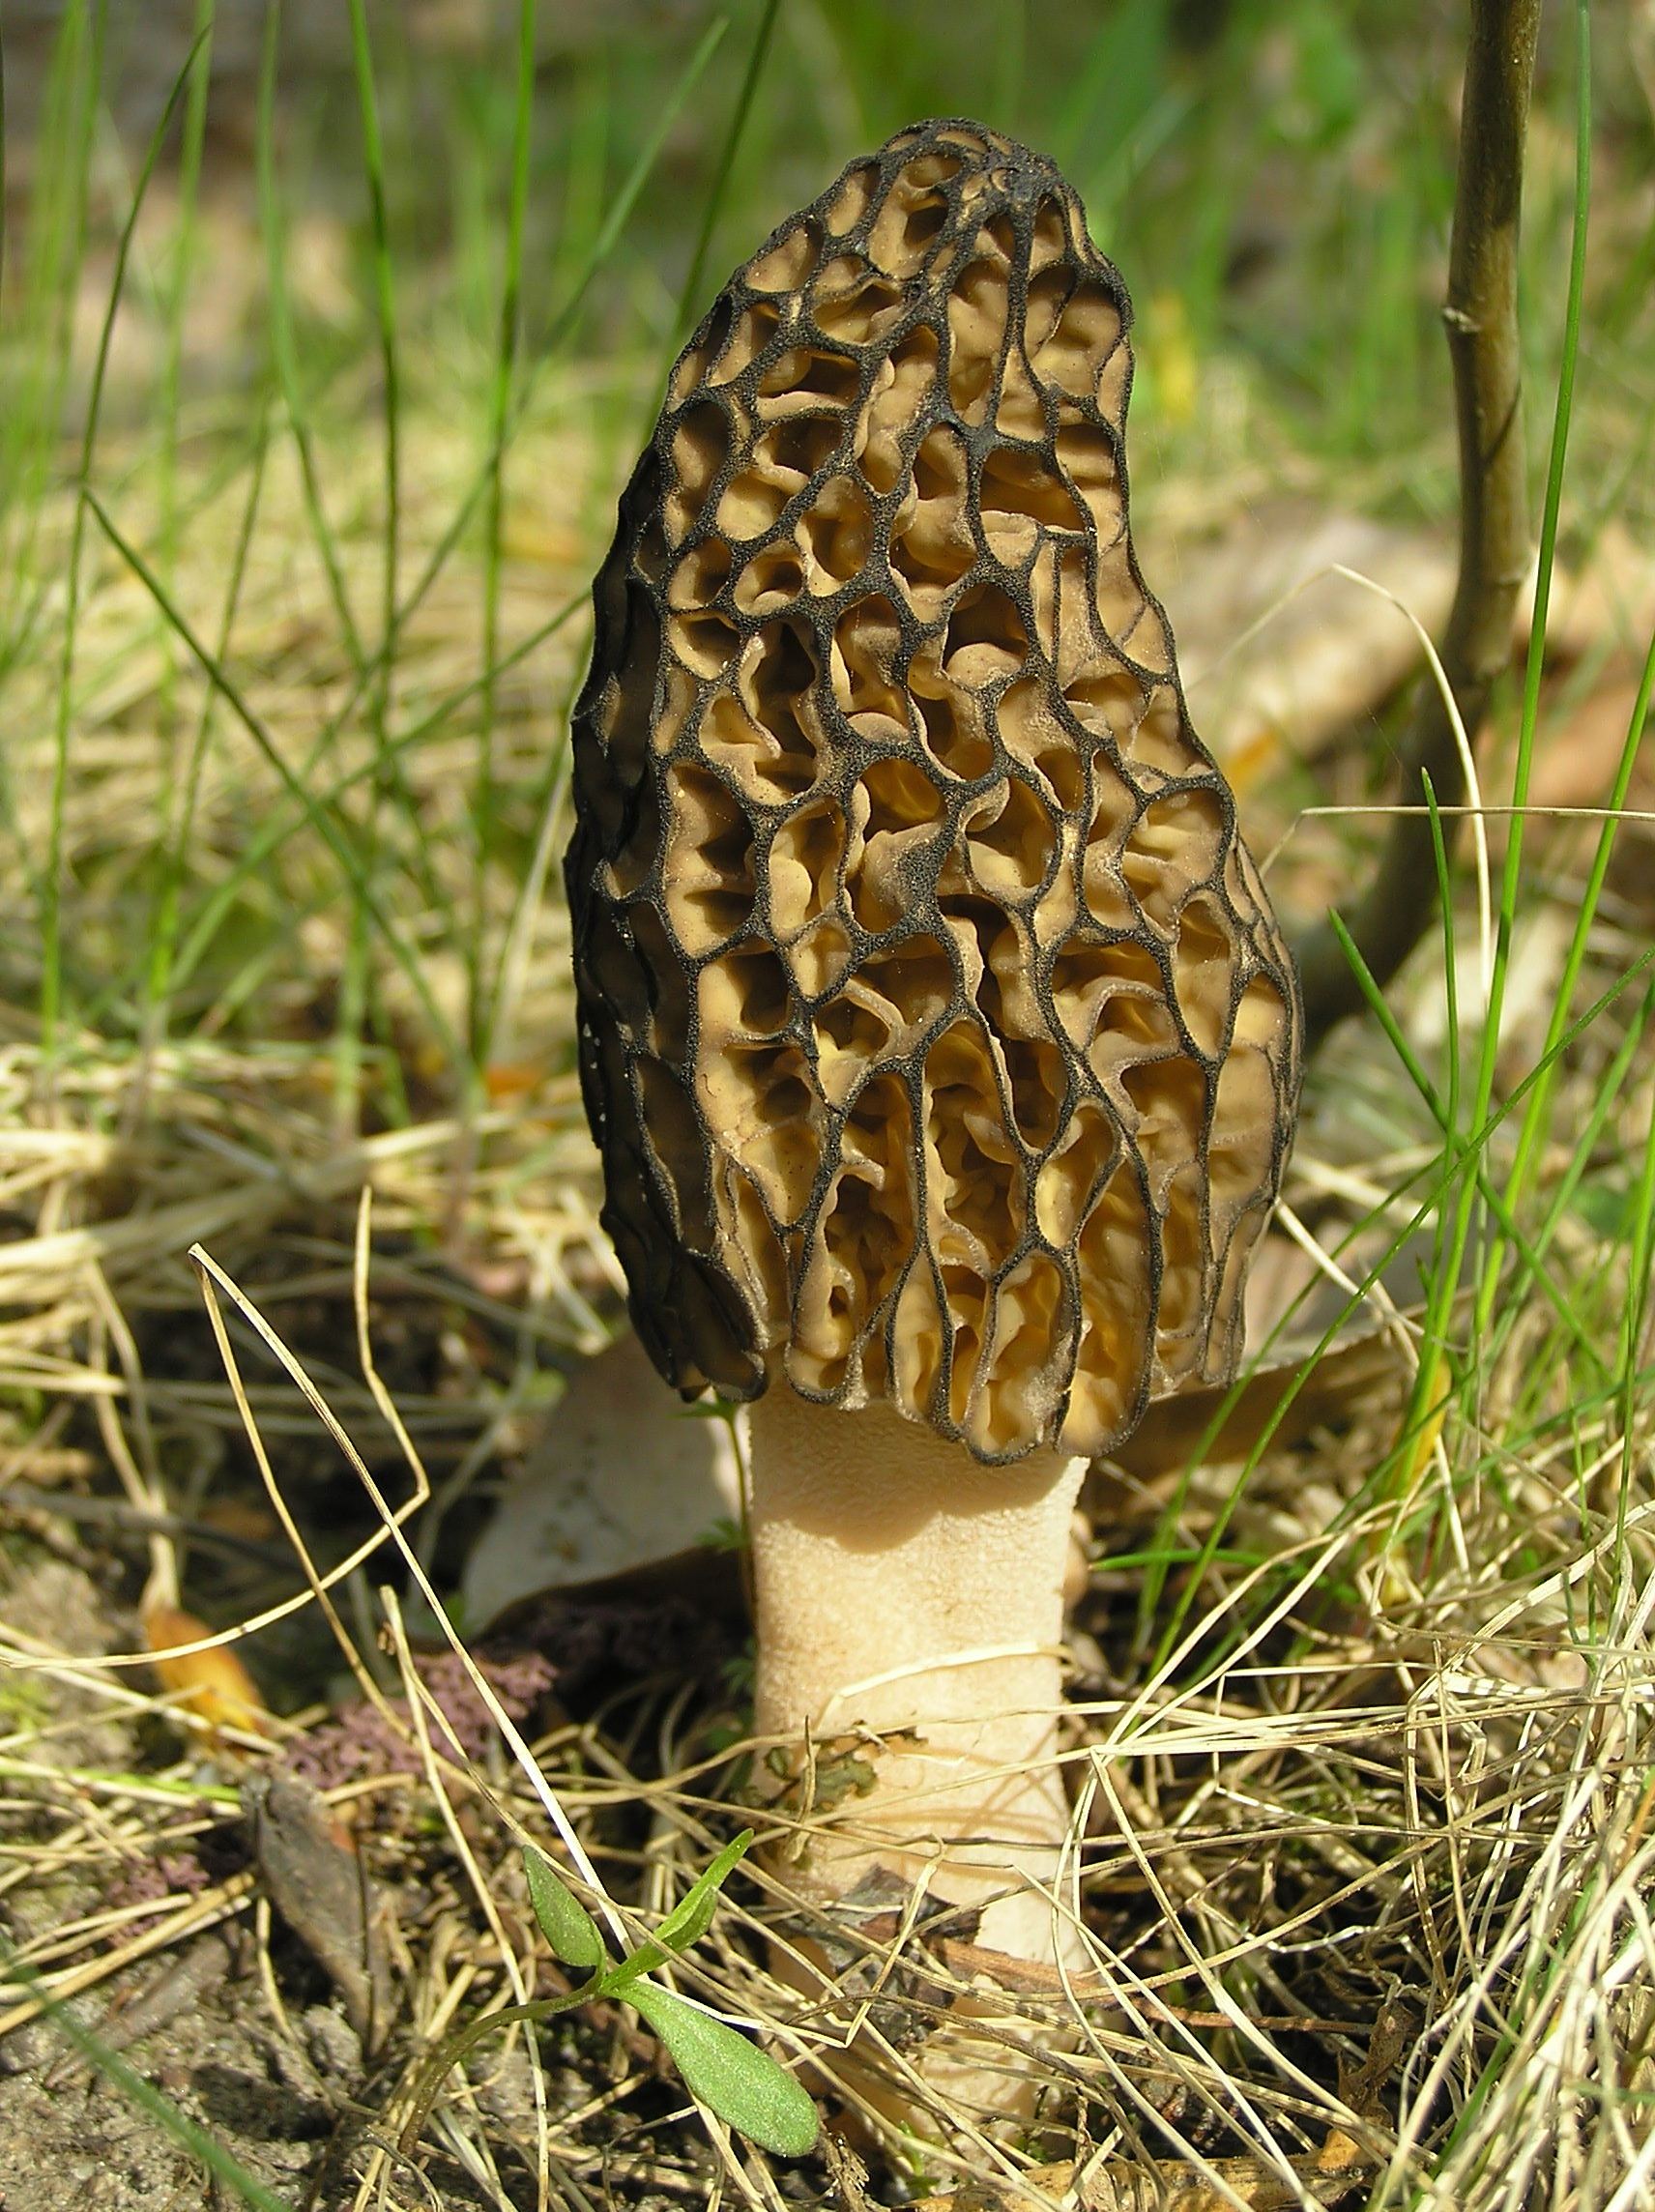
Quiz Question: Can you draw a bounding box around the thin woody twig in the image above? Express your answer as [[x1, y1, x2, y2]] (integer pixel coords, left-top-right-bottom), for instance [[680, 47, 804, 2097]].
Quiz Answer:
[[1293, 0, 1540, 1041]]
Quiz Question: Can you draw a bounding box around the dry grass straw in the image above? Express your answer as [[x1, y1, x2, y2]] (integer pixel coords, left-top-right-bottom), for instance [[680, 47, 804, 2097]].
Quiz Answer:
[[0, 391, 628, 1767], [5, 1013, 1655, 2211], [1, 438, 1654, 2200]]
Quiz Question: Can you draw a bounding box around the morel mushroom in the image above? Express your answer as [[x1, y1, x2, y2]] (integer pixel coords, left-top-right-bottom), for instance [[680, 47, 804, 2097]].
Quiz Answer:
[[566, 121, 1300, 1965]]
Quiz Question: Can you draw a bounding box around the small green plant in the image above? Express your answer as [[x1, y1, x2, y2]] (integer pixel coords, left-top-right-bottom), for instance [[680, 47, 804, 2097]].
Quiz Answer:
[[695, 1513, 746, 1552], [398, 1828, 818, 2162]]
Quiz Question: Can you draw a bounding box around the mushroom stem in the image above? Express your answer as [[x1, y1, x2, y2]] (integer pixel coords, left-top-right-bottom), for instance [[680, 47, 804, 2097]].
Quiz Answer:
[[748, 1382, 1087, 1965]]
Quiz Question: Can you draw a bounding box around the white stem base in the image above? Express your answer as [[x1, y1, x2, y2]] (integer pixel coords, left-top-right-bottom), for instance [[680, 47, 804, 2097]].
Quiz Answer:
[[747, 1383, 1087, 1965]]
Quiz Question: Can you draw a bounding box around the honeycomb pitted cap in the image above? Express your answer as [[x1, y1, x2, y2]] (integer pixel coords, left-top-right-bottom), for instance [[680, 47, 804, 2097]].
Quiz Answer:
[[566, 119, 1302, 1464]]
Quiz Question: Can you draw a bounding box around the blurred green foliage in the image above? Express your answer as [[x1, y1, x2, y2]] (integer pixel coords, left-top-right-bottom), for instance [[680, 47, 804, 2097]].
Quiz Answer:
[[6, 2, 1649, 507], [159, 0, 1634, 505], [0, 0, 1646, 1076]]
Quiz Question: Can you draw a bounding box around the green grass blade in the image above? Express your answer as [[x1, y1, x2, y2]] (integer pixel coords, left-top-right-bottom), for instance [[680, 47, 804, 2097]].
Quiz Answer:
[[1400, 767, 1465, 1508], [378, 11, 730, 666], [138, 413, 271, 1072], [471, 0, 538, 1067], [41, 23, 206, 1071], [0, 0, 7, 312], [339, 0, 403, 1133], [992, 0, 1026, 129], [1379, 0, 1592, 1550], [549, 13, 730, 357], [155, 0, 217, 594], [1470, 0, 1593, 1323], [1614, 1056, 1655, 1554], [347, 0, 400, 662], [1495, 619, 1655, 1255], [0, 1934, 296, 2211], [1521, 985, 1655, 1313], [548, 49, 610, 317], [1323, 906, 1612, 1374], [154, 591, 585, 1021], [0, 0, 104, 626], [255, 0, 363, 671], [675, 0, 781, 342], [1142, 908, 1655, 1662], [84, 490, 460, 1067]]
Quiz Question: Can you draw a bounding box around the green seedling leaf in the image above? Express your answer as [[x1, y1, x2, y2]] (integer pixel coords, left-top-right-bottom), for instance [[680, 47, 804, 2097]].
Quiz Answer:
[[627, 1980, 819, 2158], [695, 1514, 745, 1552], [524, 1847, 607, 1969], [654, 1826, 753, 1950], [606, 1828, 753, 1993]]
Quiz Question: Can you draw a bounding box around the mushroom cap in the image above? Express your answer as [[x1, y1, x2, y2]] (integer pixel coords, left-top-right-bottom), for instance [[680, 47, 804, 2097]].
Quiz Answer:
[[566, 119, 1301, 1464]]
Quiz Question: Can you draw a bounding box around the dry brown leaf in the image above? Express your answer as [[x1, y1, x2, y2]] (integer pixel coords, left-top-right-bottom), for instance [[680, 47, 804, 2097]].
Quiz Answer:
[[1515, 520, 1655, 668], [461, 1331, 742, 1630], [482, 1060, 544, 1101], [1153, 503, 1455, 789], [1103, 1326, 1407, 1482], [244, 1771, 396, 2055], [1527, 680, 1649, 812], [195, 1497, 281, 1546], [144, 1601, 270, 1739]]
